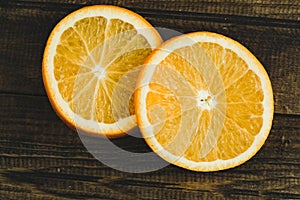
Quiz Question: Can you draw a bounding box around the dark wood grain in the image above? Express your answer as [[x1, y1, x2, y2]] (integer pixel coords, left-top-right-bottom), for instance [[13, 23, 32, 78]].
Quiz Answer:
[[0, 0, 299, 199]]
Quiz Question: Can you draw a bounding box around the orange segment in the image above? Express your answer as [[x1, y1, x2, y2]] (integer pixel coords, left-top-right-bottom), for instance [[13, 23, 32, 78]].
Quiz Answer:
[[146, 83, 182, 149], [184, 110, 211, 162], [43, 5, 162, 137], [73, 17, 107, 52], [225, 70, 264, 103], [136, 32, 273, 171], [162, 49, 208, 91], [93, 81, 115, 123], [71, 75, 98, 120], [199, 42, 249, 89]]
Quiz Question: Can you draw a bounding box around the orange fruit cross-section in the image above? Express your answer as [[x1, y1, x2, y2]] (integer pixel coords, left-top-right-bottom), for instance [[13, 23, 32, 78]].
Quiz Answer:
[[43, 5, 162, 137], [135, 32, 274, 171]]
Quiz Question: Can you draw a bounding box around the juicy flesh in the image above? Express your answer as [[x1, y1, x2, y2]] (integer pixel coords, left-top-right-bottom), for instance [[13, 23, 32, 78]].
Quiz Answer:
[[54, 17, 152, 123], [145, 42, 264, 161]]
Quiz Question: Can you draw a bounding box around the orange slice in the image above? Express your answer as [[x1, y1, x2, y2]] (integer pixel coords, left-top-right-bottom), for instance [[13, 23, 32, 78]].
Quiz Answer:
[[42, 5, 162, 137], [135, 32, 274, 171]]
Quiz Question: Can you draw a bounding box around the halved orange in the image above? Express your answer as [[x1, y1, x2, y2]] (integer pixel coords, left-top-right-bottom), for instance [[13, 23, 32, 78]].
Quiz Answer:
[[135, 32, 274, 171], [42, 5, 162, 137]]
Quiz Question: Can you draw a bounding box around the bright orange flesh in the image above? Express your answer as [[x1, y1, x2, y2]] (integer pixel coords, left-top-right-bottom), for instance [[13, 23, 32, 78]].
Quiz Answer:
[[43, 5, 162, 136], [136, 32, 273, 171]]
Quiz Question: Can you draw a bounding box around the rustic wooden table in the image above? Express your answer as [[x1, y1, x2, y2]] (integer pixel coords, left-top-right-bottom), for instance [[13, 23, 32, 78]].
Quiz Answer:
[[1, 0, 299, 199]]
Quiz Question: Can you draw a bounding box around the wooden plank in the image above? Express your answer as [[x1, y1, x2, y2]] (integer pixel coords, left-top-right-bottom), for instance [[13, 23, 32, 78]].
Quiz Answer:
[[2, 0, 300, 21], [0, 1, 299, 114], [0, 94, 299, 199]]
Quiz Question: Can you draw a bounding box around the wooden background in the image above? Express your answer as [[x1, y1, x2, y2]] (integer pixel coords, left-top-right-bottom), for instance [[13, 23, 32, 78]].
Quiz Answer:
[[0, 0, 299, 199]]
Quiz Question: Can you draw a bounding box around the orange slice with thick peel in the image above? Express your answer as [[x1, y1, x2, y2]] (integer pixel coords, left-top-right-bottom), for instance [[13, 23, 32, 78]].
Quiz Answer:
[[43, 5, 162, 137], [135, 32, 273, 171]]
